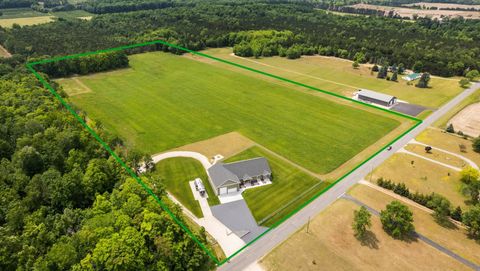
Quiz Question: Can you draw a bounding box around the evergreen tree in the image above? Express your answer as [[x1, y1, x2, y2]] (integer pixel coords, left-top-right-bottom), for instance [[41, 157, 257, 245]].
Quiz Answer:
[[446, 123, 455, 133], [391, 71, 398, 81], [415, 73, 430, 88]]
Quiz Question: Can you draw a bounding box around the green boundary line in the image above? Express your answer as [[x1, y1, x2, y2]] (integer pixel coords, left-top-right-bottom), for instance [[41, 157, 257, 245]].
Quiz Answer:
[[26, 39, 422, 266]]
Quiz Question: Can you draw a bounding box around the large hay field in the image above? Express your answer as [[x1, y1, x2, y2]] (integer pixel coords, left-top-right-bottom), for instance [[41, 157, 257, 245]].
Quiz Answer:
[[59, 51, 402, 175]]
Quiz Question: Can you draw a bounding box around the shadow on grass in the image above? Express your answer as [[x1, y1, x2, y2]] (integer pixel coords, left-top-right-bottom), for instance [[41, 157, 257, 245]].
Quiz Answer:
[[357, 230, 379, 249]]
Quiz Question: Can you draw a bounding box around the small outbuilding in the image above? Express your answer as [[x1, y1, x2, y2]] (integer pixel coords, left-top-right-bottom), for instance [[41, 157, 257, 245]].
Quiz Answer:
[[357, 89, 397, 107], [402, 73, 422, 81], [207, 157, 272, 195]]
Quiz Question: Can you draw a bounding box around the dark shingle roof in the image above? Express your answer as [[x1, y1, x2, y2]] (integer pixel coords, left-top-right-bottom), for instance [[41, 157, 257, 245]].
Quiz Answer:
[[207, 157, 271, 189]]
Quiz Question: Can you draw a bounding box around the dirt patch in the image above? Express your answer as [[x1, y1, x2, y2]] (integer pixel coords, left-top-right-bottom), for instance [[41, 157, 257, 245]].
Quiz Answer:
[[448, 102, 480, 137], [348, 3, 480, 20], [403, 2, 480, 10], [173, 132, 255, 158], [57, 77, 93, 96], [0, 45, 12, 58]]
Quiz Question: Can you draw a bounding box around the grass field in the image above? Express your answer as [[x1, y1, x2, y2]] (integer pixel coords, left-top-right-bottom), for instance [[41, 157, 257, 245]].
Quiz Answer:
[[404, 144, 468, 168], [417, 128, 480, 167], [350, 185, 480, 265], [370, 153, 467, 207], [60, 51, 401, 175], [151, 157, 219, 218], [0, 8, 45, 19], [0, 16, 54, 27], [198, 48, 462, 108], [260, 199, 471, 271], [224, 146, 328, 226]]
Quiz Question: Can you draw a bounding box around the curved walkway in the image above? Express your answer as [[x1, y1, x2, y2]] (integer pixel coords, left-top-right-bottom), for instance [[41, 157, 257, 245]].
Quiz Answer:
[[409, 139, 479, 170], [151, 151, 212, 169]]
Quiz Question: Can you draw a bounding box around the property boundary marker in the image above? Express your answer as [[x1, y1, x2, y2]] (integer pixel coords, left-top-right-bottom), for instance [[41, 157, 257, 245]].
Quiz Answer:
[[26, 39, 422, 266]]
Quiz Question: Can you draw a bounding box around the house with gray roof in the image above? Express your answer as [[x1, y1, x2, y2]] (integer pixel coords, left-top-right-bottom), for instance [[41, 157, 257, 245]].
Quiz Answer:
[[207, 157, 272, 195], [357, 89, 397, 107]]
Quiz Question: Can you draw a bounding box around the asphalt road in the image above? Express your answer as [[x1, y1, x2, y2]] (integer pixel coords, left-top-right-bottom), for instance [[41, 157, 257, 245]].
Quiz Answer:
[[218, 82, 480, 271]]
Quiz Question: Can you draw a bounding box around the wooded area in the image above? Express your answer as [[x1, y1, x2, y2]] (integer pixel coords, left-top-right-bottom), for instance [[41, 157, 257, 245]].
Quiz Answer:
[[1, 0, 479, 76], [0, 72, 214, 270]]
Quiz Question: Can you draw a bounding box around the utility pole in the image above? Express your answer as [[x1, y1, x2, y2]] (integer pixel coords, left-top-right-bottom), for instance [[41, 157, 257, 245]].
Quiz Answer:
[[306, 216, 310, 234]]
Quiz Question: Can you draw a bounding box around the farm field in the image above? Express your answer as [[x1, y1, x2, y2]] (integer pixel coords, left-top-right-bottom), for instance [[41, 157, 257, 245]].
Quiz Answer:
[[0, 16, 55, 28], [59, 51, 402, 175], [224, 146, 328, 226], [346, 3, 480, 20], [151, 157, 219, 218], [198, 48, 462, 108], [350, 185, 480, 266], [0, 8, 45, 19], [369, 153, 467, 208], [260, 199, 471, 271], [416, 128, 480, 167]]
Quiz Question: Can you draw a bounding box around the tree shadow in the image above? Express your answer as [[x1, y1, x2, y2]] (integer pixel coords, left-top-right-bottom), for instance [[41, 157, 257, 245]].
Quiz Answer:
[[358, 230, 379, 249], [433, 216, 458, 230]]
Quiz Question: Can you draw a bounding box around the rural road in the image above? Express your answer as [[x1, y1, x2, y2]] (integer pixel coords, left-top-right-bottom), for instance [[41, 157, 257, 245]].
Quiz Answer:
[[218, 82, 480, 271]]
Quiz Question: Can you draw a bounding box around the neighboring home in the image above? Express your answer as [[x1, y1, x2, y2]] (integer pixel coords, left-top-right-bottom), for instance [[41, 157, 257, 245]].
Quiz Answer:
[[207, 157, 272, 195], [402, 73, 422, 81], [357, 89, 397, 107]]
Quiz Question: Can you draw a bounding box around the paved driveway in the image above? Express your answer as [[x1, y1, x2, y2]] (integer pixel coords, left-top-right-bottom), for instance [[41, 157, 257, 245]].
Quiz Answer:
[[211, 200, 268, 243], [392, 102, 427, 116]]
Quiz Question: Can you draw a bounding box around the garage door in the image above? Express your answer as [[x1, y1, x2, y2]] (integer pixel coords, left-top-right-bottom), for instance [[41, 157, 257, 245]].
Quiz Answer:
[[228, 187, 237, 194], [219, 187, 227, 195]]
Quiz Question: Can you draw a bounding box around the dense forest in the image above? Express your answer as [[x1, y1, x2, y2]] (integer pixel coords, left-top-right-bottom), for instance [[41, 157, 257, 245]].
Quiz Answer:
[[0, 69, 214, 269], [1, 1, 479, 76]]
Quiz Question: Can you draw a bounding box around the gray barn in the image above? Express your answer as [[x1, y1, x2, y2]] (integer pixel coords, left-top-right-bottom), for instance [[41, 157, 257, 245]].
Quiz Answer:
[[357, 89, 397, 107]]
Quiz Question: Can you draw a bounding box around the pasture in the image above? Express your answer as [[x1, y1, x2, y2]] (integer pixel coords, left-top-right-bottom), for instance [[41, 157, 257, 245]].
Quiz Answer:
[[151, 157, 219, 218], [59, 51, 401, 175], [260, 198, 471, 271], [198, 48, 462, 108], [224, 146, 328, 226]]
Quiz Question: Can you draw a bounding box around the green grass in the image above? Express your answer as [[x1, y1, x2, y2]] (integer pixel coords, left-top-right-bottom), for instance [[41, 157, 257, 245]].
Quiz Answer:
[[61, 51, 400, 175], [152, 157, 219, 218], [0, 8, 45, 19], [203, 48, 462, 108], [224, 146, 329, 226]]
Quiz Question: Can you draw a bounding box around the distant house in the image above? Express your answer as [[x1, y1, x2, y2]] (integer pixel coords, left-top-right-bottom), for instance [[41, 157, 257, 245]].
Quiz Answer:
[[207, 157, 272, 195], [402, 73, 422, 81], [357, 89, 397, 107]]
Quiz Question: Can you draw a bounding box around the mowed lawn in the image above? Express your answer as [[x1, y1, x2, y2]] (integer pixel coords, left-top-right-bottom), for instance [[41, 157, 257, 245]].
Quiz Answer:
[[152, 157, 219, 218], [202, 48, 462, 108], [61, 51, 400, 174], [224, 146, 328, 226], [260, 199, 471, 271]]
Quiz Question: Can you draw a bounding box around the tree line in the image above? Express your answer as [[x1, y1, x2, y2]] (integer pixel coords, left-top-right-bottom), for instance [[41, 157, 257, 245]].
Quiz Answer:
[[34, 51, 129, 78], [1, 1, 479, 77]]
